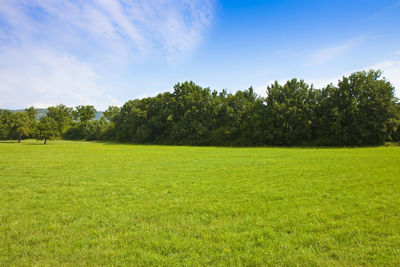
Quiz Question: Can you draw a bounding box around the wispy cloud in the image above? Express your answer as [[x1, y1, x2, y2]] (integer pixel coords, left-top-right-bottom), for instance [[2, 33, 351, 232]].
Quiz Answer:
[[307, 60, 400, 96], [307, 36, 365, 66], [0, 0, 215, 62], [366, 60, 400, 96], [0, 43, 110, 108], [256, 53, 400, 98], [0, 0, 215, 109]]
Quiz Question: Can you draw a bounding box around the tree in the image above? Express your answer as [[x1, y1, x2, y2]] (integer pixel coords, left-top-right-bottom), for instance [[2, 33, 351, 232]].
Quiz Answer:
[[25, 106, 38, 121], [113, 92, 174, 143], [391, 102, 400, 142], [264, 79, 317, 145], [10, 112, 35, 143], [103, 106, 120, 121], [4, 69, 397, 146], [0, 109, 13, 140], [169, 82, 215, 145], [99, 106, 120, 140], [35, 116, 58, 144], [329, 70, 397, 145], [25, 106, 38, 135], [229, 87, 264, 146], [63, 119, 107, 141], [47, 104, 73, 136], [312, 84, 341, 145], [73, 105, 97, 122]]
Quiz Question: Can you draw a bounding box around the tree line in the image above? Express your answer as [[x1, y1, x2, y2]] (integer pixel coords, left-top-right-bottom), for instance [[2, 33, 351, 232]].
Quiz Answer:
[[1, 70, 399, 146]]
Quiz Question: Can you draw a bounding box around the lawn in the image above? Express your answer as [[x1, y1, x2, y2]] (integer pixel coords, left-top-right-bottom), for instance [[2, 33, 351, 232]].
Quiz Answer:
[[0, 140, 399, 266]]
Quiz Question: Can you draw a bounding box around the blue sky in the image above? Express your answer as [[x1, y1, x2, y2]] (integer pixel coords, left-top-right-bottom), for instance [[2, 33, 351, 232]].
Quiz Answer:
[[1, 0, 399, 110]]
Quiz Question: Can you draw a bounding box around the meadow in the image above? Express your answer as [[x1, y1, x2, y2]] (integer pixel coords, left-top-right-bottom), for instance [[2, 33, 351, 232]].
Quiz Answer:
[[0, 140, 399, 266]]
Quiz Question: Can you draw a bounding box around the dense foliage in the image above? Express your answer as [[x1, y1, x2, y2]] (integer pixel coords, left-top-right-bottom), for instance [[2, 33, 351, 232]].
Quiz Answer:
[[1, 70, 399, 145]]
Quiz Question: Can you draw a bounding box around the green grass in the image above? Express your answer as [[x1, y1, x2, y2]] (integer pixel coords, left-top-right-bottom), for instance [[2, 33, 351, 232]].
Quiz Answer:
[[1, 140, 400, 266]]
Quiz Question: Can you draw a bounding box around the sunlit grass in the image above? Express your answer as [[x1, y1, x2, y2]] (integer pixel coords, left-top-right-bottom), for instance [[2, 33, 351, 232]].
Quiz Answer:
[[1, 140, 399, 265]]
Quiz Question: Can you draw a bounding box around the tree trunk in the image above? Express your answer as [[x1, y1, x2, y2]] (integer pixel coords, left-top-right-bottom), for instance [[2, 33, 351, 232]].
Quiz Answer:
[[18, 134, 21, 143], [44, 138, 47, 145]]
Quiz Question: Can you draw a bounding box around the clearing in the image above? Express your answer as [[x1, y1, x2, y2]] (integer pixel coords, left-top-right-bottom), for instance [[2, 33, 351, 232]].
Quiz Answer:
[[0, 140, 399, 265]]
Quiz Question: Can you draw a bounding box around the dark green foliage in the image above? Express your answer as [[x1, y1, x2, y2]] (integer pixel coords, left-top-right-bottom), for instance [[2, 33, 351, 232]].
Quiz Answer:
[[99, 106, 120, 140], [111, 70, 398, 146], [63, 118, 109, 141], [0, 108, 37, 142], [112, 83, 267, 146], [35, 116, 59, 144], [6, 108, 47, 120], [0, 109, 13, 139], [24, 107, 38, 137], [169, 82, 216, 145], [314, 70, 398, 145], [264, 79, 317, 145], [389, 102, 400, 142], [25, 106, 38, 122], [63, 105, 103, 140], [102, 106, 120, 121], [14, 114, 31, 142], [114, 92, 173, 143], [1, 69, 398, 146], [46, 104, 73, 137], [73, 105, 97, 122]]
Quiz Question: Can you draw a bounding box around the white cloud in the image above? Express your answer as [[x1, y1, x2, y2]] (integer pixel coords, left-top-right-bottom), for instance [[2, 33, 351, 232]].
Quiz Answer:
[[0, 0, 215, 62], [396, 50, 400, 55], [254, 59, 400, 98], [367, 60, 400, 97], [306, 61, 400, 97], [0, 0, 215, 109], [0, 44, 107, 109], [307, 36, 364, 66]]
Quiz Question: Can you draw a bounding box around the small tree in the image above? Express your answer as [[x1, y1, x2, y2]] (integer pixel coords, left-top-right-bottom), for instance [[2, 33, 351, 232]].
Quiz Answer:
[[35, 116, 58, 144]]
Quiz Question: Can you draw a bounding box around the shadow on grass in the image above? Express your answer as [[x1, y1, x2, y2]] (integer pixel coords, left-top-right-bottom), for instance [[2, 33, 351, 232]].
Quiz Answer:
[[1, 139, 387, 149], [23, 143, 46, 145], [87, 140, 383, 149], [0, 140, 47, 145]]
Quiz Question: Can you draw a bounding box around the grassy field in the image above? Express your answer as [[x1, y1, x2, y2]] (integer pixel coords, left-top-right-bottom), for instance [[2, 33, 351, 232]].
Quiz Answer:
[[0, 140, 399, 266]]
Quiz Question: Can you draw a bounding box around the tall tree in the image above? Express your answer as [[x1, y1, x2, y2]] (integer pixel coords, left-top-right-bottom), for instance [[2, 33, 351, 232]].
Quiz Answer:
[[0, 109, 13, 140], [10, 112, 34, 143], [7, 69, 395, 146], [25, 106, 38, 121], [47, 104, 73, 136], [334, 70, 397, 145], [103, 106, 120, 121], [391, 102, 400, 142], [35, 116, 58, 144], [25, 106, 38, 135], [264, 79, 316, 145], [73, 105, 97, 122]]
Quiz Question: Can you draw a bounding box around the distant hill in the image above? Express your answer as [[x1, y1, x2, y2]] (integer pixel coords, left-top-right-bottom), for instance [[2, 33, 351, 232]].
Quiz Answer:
[[7, 108, 103, 120]]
